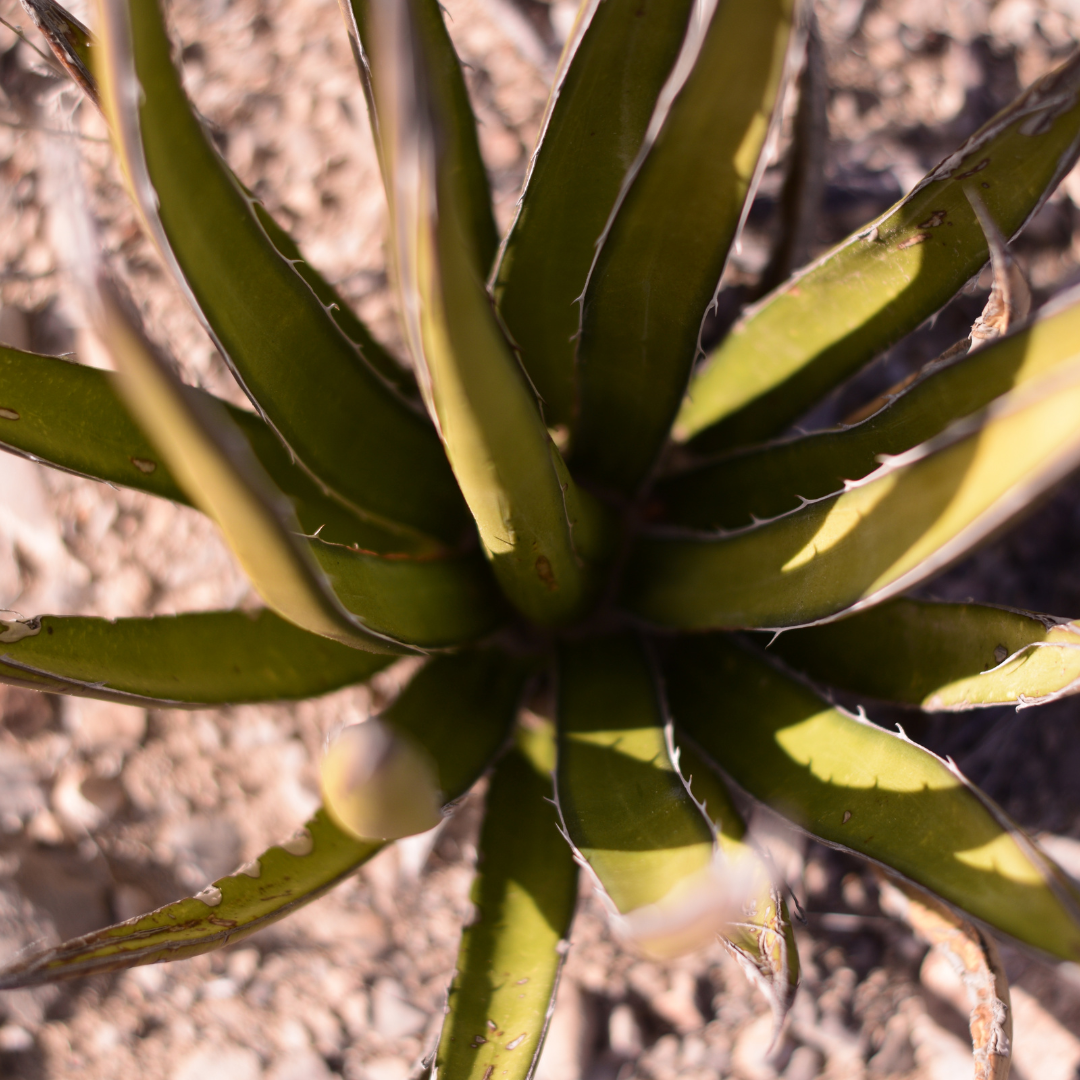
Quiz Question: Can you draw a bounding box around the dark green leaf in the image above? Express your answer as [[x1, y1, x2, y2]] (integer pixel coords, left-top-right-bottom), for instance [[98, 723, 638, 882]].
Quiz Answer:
[[96, 0, 465, 541], [571, 0, 797, 493], [491, 0, 697, 427]]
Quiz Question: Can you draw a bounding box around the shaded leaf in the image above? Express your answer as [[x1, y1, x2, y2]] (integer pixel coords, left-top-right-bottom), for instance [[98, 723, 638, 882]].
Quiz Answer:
[[0, 608, 393, 706], [95, 0, 464, 541], [656, 286, 1080, 533], [0, 345, 432, 554], [664, 634, 1080, 960], [91, 279, 410, 653], [365, 0, 612, 626], [339, 0, 498, 278]]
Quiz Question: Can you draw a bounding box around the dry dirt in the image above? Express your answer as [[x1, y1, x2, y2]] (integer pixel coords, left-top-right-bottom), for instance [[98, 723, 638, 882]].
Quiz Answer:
[[2, 0, 1080, 1078]]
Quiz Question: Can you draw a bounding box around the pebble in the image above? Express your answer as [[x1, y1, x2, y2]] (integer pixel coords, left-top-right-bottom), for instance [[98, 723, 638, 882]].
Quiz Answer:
[[370, 979, 427, 1040], [173, 1046, 263, 1080]]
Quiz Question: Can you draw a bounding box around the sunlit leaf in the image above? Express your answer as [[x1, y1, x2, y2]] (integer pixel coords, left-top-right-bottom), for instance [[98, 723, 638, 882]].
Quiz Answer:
[[677, 51, 1080, 452], [664, 634, 1080, 960]]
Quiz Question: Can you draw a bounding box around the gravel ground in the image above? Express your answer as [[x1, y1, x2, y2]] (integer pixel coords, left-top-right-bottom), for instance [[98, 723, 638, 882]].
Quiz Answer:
[[3, 0, 1080, 1078]]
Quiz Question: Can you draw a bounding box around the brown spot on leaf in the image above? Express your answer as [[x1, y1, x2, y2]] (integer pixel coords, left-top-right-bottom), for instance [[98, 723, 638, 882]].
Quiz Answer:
[[535, 555, 557, 591], [0, 408, 19, 421], [131, 457, 157, 474], [898, 233, 932, 250], [957, 157, 990, 179], [919, 210, 948, 228]]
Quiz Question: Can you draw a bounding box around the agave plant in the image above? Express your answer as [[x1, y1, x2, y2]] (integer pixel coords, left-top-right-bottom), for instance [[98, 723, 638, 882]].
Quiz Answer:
[[5, 0, 1080, 1074]]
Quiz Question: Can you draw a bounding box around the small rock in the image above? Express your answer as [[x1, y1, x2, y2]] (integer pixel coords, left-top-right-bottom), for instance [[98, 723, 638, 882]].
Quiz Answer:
[[608, 1002, 642, 1057], [267, 1049, 334, 1080], [370, 978, 427, 1040], [360, 1057, 409, 1080], [1010, 984, 1080, 1080], [202, 978, 238, 1000], [173, 1046, 262, 1080], [337, 990, 371, 1038], [534, 980, 595, 1080], [63, 698, 146, 753], [782, 1045, 823, 1080], [909, 1010, 974, 1080], [731, 1014, 780, 1080], [226, 947, 261, 986], [0, 1024, 33, 1052]]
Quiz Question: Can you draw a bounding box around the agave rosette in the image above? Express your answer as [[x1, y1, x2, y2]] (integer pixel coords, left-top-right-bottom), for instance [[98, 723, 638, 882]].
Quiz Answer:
[[5, 0, 1080, 1074]]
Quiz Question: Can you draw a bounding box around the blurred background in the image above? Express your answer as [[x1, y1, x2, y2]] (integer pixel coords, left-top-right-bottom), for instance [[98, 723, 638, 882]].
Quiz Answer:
[[2, 0, 1080, 1077]]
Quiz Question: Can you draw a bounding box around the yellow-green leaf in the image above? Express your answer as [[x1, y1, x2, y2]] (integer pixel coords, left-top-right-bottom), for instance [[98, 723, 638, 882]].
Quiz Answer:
[[664, 634, 1080, 960]]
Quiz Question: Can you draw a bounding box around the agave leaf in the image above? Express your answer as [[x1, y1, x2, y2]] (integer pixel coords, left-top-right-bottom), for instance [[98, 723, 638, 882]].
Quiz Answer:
[[879, 878, 1012, 1080], [0, 345, 435, 555], [93, 0, 464, 542], [0, 609, 394, 707], [556, 634, 717, 957], [307, 539, 505, 649], [435, 723, 578, 1080], [0, 649, 525, 987], [676, 740, 799, 1028], [8, 325, 502, 649], [656, 284, 1080, 532], [365, 0, 612, 626], [664, 634, 1080, 960], [339, 0, 498, 279], [772, 598, 1080, 711], [25, 0, 416, 397], [625, 356, 1080, 631], [491, 0, 698, 427], [677, 51, 1080, 452], [570, 0, 798, 494], [90, 280, 413, 654]]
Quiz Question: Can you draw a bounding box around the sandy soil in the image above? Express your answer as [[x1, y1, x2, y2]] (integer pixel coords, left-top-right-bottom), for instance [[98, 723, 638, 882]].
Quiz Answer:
[[2, 0, 1080, 1077]]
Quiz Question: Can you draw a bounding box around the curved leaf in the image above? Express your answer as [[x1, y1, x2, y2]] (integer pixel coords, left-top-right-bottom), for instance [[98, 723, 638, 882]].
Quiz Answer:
[[491, 0, 697, 427], [0, 609, 393, 706], [556, 634, 716, 956], [95, 0, 465, 541], [663, 634, 1080, 960], [0, 649, 525, 986], [656, 287, 1080, 532], [677, 50, 1080, 452], [625, 357, 1080, 630], [366, 0, 612, 626], [0, 345, 432, 554], [91, 281, 410, 653], [435, 723, 578, 1080], [20, 0, 417, 398], [772, 598, 1080, 711], [571, 0, 797, 493]]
